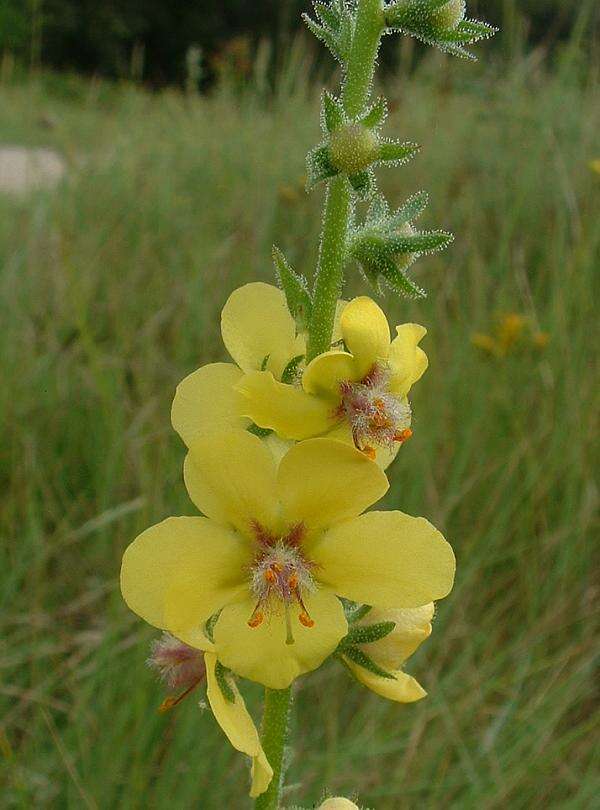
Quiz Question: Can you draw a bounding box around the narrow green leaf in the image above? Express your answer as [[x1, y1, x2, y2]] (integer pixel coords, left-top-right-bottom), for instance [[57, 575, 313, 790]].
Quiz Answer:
[[377, 140, 420, 164], [322, 91, 345, 133], [214, 661, 236, 703], [382, 265, 427, 299], [302, 14, 343, 62], [360, 96, 387, 130], [343, 646, 396, 679], [457, 19, 499, 40], [272, 246, 312, 326]]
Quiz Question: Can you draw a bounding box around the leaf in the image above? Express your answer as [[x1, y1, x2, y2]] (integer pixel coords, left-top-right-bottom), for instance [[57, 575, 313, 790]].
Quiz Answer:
[[377, 140, 420, 164], [359, 96, 387, 130], [341, 621, 396, 647], [306, 144, 339, 189], [322, 91, 345, 133], [382, 265, 427, 299], [214, 661, 236, 703], [272, 246, 312, 326], [342, 646, 396, 679]]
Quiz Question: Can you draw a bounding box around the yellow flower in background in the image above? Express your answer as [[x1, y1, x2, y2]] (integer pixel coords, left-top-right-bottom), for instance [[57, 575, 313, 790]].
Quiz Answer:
[[319, 799, 360, 810], [342, 605, 434, 703], [589, 159, 600, 175], [472, 312, 549, 357], [148, 634, 272, 797], [237, 296, 428, 466], [121, 431, 455, 690]]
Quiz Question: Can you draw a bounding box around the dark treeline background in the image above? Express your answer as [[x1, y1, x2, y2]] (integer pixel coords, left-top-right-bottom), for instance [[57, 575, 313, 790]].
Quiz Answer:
[[0, 0, 594, 85]]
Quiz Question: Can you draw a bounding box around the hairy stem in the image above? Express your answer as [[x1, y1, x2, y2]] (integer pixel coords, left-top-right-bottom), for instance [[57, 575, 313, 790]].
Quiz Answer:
[[307, 0, 385, 361], [254, 687, 292, 810]]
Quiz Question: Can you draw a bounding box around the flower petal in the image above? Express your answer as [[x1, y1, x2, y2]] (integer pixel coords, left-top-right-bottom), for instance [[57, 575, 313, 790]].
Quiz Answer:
[[341, 297, 391, 377], [221, 282, 302, 379], [358, 604, 434, 669], [277, 439, 388, 534], [236, 371, 333, 439], [213, 590, 347, 689], [302, 351, 360, 398], [344, 658, 426, 703], [312, 511, 455, 608], [204, 652, 273, 798], [171, 363, 249, 449], [184, 431, 279, 537], [120, 517, 249, 646], [388, 324, 428, 396]]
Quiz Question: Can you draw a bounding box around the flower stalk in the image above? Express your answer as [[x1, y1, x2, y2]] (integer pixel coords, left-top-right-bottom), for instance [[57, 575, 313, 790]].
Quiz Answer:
[[307, 0, 385, 361], [254, 687, 292, 810]]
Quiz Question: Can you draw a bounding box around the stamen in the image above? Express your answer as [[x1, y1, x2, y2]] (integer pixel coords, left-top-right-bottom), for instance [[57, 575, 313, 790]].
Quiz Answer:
[[394, 428, 413, 443], [284, 603, 295, 645], [299, 611, 315, 628], [288, 573, 298, 589], [158, 681, 200, 713], [264, 568, 277, 584], [363, 446, 377, 460], [247, 607, 264, 628]]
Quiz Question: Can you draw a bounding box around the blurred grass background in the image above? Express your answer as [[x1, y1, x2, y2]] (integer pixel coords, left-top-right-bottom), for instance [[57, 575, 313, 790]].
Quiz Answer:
[[1, 6, 599, 809]]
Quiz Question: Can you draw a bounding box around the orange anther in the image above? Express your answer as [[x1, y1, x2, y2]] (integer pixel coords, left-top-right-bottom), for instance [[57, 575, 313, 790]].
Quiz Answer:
[[362, 446, 376, 460], [299, 612, 315, 628], [248, 611, 264, 628], [288, 574, 298, 589], [394, 428, 413, 443], [374, 398, 385, 410], [264, 568, 277, 584]]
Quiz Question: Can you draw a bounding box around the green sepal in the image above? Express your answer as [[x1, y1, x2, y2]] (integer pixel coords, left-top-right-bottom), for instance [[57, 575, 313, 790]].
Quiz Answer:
[[359, 96, 387, 130], [247, 422, 273, 437], [388, 230, 454, 253], [322, 91, 346, 134], [281, 354, 305, 385], [380, 261, 427, 299], [377, 140, 420, 165], [366, 193, 390, 225], [348, 169, 374, 200], [342, 646, 396, 680], [388, 190, 429, 226], [347, 603, 373, 623], [306, 144, 339, 189], [340, 621, 396, 648], [456, 19, 498, 40], [204, 612, 220, 643], [272, 246, 312, 328], [214, 661, 236, 703], [314, 1, 340, 31]]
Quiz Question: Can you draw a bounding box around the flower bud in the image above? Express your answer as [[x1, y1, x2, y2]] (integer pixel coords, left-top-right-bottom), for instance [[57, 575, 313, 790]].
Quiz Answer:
[[319, 799, 360, 810], [329, 123, 379, 176], [430, 0, 466, 34]]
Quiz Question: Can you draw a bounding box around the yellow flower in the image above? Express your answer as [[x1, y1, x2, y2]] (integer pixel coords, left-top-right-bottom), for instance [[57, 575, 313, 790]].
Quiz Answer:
[[319, 799, 360, 810], [121, 431, 455, 690], [148, 634, 272, 797], [342, 604, 434, 703], [589, 159, 600, 175], [171, 281, 343, 456], [236, 296, 428, 466]]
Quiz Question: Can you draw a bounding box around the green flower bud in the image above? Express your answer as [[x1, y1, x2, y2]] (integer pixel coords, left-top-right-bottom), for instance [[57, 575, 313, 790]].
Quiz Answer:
[[430, 0, 466, 34], [329, 123, 379, 176]]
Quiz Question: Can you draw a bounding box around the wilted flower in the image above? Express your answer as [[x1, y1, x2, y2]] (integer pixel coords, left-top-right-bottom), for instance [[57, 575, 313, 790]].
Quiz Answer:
[[121, 431, 454, 689], [237, 296, 427, 466], [148, 634, 272, 797]]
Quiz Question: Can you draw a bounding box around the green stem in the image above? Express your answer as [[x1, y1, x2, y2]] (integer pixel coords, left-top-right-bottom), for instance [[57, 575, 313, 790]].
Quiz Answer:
[[306, 0, 385, 361], [343, 0, 385, 118], [254, 687, 292, 810], [306, 175, 351, 361]]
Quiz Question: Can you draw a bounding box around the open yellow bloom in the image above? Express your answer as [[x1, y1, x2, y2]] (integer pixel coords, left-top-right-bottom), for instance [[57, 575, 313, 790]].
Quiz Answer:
[[121, 431, 454, 689], [343, 604, 434, 702], [236, 296, 428, 466]]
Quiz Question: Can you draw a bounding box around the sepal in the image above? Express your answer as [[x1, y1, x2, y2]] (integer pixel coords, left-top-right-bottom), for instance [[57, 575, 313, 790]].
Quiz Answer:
[[303, 1, 354, 65], [272, 246, 312, 329], [321, 91, 346, 134], [214, 660, 236, 703], [306, 144, 339, 189], [377, 140, 420, 165], [341, 646, 396, 679], [340, 621, 397, 647]]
